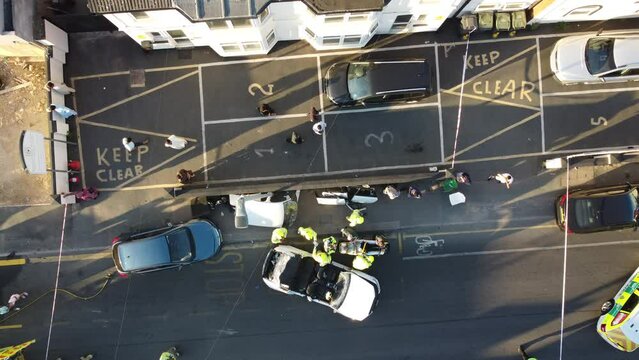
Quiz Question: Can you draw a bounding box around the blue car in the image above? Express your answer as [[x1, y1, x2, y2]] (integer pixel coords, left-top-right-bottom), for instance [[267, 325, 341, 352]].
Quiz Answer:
[[112, 219, 223, 275]]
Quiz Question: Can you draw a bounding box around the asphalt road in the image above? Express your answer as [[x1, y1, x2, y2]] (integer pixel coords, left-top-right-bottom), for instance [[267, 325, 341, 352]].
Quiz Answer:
[[3, 19, 639, 360], [5, 215, 639, 359]]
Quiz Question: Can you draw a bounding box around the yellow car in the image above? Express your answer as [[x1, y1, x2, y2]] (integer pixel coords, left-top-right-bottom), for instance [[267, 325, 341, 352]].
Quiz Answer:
[[597, 266, 639, 351]]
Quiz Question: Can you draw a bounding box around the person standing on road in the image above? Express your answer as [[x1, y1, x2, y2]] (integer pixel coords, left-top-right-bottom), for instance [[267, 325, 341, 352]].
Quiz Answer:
[[271, 227, 288, 244], [488, 173, 514, 189], [176, 169, 195, 184], [298, 227, 318, 242], [165, 135, 187, 150], [455, 172, 472, 185], [286, 131, 304, 144], [312, 243, 331, 267], [518, 345, 537, 360], [312, 120, 326, 136], [308, 106, 319, 122], [122, 137, 149, 152], [49, 104, 77, 119], [45, 81, 75, 95], [159, 346, 180, 360], [258, 103, 275, 116], [383, 185, 400, 200], [352, 253, 374, 270], [408, 185, 422, 199], [346, 209, 365, 227], [322, 236, 338, 255]]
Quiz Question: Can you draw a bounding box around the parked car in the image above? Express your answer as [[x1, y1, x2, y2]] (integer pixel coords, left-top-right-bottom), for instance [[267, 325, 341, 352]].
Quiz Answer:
[[550, 33, 639, 84], [112, 219, 222, 275], [555, 184, 638, 233], [229, 193, 297, 228], [323, 59, 432, 106], [597, 265, 639, 352], [262, 245, 380, 321]]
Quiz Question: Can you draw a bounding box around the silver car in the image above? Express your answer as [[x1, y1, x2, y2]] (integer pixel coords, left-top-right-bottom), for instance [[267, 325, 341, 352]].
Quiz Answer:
[[550, 33, 639, 85]]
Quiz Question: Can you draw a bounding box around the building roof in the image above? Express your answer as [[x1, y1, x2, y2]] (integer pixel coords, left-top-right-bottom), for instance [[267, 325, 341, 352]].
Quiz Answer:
[[87, 0, 385, 20]]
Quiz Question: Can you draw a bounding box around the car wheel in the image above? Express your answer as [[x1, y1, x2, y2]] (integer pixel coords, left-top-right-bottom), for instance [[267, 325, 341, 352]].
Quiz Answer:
[[601, 299, 615, 314]]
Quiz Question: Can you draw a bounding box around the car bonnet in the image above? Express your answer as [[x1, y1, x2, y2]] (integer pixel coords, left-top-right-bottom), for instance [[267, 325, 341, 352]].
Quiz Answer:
[[335, 274, 376, 321], [554, 36, 592, 81]]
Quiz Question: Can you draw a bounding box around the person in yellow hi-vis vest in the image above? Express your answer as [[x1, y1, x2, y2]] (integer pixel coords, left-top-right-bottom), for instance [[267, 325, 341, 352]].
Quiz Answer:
[[352, 254, 374, 270], [270, 228, 288, 244], [346, 209, 365, 227], [297, 227, 317, 242]]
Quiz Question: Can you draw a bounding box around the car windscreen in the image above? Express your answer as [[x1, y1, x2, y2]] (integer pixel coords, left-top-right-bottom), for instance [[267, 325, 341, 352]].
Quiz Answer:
[[347, 63, 374, 101], [166, 228, 194, 263], [585, 38, 616, 75], [330, 272, 351, 308]]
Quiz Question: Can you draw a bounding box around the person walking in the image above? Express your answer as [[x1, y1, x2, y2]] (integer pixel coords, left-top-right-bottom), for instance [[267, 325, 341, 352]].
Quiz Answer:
[[258, 103, 275, 116], [271, 227, 288, 244], [45, 81, 76, 95], [308, 106, 319, 122], [80, 354, 94, 360], [312, 120, 326, 136], [518, 345, 537, 360], [352, 253, 374, 270], [383, 185, 400, 200], [455, 171, 472, 185], [159, 346, 180, 360], [176, 169, 195, 184], [7, 292, 28, 311], [286, 131, 304, 144], [488, 173, 514, 189], [122, 137, 149, 152], [165, 135, 187, 150], [346, 209, 365, 227], [298, 227, 317, 242], [49, 104, 77, 119], [408, 185, 422, 199], [312, 244, 331, 267]]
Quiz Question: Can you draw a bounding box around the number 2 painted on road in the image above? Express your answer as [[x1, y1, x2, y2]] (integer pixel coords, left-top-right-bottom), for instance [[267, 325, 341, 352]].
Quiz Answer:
[[248, 83, 274, 96], [365, 131, 394, 148], [590, 116, 608, 126]]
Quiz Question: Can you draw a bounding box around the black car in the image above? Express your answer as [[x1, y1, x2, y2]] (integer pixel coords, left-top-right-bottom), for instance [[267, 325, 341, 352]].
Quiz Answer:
[[555, 184, 639, 233], [324, 60, 432, 106]]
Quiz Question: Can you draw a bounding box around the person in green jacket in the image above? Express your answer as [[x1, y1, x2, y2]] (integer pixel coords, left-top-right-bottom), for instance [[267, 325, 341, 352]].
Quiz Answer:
[[159, 347, 180, 360], [271, 227, 288, 244], [298, 227, 317, 242], [352, 254, 374, 270]]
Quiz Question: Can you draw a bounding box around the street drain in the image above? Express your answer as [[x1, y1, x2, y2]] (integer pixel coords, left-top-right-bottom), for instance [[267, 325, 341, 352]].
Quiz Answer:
[[130, 69, 145, 88]]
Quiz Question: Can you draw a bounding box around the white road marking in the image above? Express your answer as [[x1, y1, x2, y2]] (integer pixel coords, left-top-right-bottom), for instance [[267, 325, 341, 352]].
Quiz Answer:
[[203, 113, 306, 125], [78, 119, 197, 142], [441, 89, 541, 111], [536, 38, 546, 153], [116, 146, 197, 189], [435, 44, 445, 162], [327, 102, 439, 115], [543, 86, 639, 97], [403, 239, 639, 260], [198, 66, 209, 182], [316, 55, 328, 172]]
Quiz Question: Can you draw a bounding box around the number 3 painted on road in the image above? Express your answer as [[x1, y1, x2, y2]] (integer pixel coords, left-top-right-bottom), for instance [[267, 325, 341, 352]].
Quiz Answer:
[[248, 83, 274, 96], [365, 131, 394, 148]]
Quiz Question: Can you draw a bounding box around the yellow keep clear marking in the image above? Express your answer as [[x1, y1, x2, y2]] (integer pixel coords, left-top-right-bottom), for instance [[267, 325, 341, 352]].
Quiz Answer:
[[0, 324, 23, 330], [0, 258, 26, 266]]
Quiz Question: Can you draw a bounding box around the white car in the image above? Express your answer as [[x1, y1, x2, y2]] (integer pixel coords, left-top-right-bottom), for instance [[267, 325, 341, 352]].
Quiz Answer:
[[550, 34, 639, 84], [261, 245, 380, 321], [229, 193, 297, 228]]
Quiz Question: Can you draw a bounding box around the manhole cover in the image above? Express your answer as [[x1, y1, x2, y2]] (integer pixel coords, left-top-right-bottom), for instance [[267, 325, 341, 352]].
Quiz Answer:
[[130, 69, 145, 88]]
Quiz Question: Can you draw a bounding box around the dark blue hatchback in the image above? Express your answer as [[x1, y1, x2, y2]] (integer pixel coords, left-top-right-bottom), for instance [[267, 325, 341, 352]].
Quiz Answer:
[[112, 219, 223, 274]]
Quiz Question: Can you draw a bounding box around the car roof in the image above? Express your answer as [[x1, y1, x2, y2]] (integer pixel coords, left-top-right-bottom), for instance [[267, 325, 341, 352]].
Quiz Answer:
[[359, 60, 429, 95], [613, 38, 639, 68], [117, 236, 170, 271]]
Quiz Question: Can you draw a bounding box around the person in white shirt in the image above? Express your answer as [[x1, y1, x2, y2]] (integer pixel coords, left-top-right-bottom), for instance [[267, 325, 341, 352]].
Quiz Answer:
[[45, 81, 75, 95], [165, 135, 187, 150], [312, 121, 326, 135]]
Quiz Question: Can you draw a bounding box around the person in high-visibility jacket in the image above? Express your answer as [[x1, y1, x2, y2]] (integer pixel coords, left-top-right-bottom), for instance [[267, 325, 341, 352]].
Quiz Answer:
[[352, 254, 374, 270], [312, 246, 331, 267], [271, 227, 288, 244], [159, 347, 180, 360], [322, 236, 338, 255], [346, 209, 365, 227], [298, 227, 317, 241]]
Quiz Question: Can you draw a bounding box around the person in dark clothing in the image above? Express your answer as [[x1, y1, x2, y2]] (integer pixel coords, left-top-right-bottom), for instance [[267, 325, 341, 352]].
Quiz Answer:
[[518, 346, 538, 360], [258, 103, 275, 116], [176, 169, 195, 184], [308, 107, 319, 122]]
